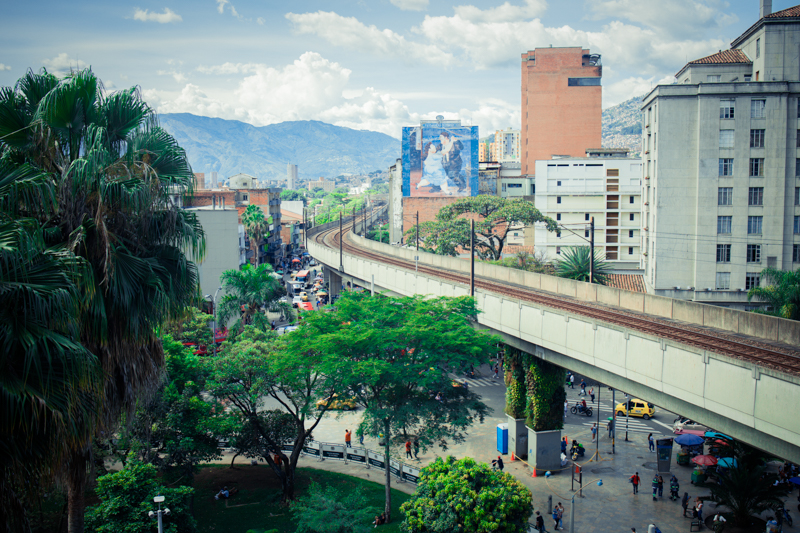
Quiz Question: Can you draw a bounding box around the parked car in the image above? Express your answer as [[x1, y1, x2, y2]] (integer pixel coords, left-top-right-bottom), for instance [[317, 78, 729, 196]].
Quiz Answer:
[[615, 398, 656, 420], [673, 419, 708, 433], [275, 325, 299, 336], [316, 394, 356, 411], [291, 296, 303, 308]]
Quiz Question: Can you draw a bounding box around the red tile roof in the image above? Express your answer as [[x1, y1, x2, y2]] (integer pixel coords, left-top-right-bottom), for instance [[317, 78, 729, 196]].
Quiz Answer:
[[687, 49, 751, 66], [280, 209, 302, 222], [605, 274, 647, 294], [766, 5, 800, 18]]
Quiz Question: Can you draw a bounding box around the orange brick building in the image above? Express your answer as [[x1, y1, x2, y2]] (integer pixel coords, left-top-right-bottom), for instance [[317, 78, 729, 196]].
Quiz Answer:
[[521, 47, 602, 176]]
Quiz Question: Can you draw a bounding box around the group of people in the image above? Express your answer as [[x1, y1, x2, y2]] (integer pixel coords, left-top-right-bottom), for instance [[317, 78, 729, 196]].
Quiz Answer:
[[372, 512, 388, 527]]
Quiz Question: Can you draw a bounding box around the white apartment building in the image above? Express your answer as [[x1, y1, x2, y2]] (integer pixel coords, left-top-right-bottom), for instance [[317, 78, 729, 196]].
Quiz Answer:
[[492, 129, 521, 163], [534, 151, 643, 269], [641, 1, 800, 308]]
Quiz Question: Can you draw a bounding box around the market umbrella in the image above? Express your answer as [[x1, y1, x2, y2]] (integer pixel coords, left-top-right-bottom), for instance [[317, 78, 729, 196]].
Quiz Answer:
[[704, 431, 731, 440], [292, 258, 301, 262], [717, 457, 737, 468], [675, 434, 704, 446], [789, 477, 800, 486], [691, 455, 718, 466], [317, 291, 328, 296]]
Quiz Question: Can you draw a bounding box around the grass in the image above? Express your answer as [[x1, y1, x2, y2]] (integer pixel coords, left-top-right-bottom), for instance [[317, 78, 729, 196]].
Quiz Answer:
[[193, 464, 411, 533]]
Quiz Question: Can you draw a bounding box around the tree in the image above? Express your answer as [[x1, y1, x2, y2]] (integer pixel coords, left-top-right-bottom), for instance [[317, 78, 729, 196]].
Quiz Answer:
[[164, 307, 213, 349], [292, 292, 498, 522], [280, 189, 305, 202], [747, 267, 800, 320], [85, 460, 196, 533], [292, 482, 378, 533], [405, 196, 557, 260], [400, 456, 533, 533], [555, 246, 610, 285], [242, 204, 268, 267], [217, 264, 284, 334], [368, 224, 390, 244], [488, 250, 552, 274], [207, 327, 345, 502], [1, 68, 203, 532]]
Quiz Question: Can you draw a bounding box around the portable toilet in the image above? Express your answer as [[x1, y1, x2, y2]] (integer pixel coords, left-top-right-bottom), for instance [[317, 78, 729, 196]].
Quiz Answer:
[[497, 423, 508, 454]]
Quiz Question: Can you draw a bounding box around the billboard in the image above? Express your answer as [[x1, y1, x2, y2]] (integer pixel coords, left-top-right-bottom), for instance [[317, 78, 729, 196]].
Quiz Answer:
[[402, 121, 479, 197]]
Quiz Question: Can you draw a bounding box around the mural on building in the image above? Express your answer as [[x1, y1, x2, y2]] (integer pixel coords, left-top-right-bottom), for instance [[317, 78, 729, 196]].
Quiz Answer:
[[402, 121, 478, 197]]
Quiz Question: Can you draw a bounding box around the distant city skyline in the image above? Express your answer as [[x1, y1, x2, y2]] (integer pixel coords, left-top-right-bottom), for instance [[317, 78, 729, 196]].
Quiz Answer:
[[1, 0, 786, 138]]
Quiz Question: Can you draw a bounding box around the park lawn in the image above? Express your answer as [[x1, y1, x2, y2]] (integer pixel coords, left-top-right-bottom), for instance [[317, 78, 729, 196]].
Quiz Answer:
[[193, 464, 411, 533]]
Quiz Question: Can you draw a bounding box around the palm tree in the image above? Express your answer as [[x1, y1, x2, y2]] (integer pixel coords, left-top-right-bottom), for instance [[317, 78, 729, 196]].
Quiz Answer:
[[217, 264, 284, 335], [0, 68, 204, 532], [747, 267, 800, 320], [555, 246, 610, 285], [242, 204, 268, 267]]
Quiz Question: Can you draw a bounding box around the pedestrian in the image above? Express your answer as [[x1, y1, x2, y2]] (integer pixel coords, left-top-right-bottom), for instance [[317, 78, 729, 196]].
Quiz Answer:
[[556, 503, 564, 530], [561, 437, 567, 455], [579, 379, 586, 395], [630, 472, 640, 494], [712, 513, 726, 533], [271, 320, 276, 330], [648, 433, 655, 452], [358, 429, 364, 446], [493, 364, 499, 379], [492, 456, 504, 471], [657, 475, 664, 498], [564, 400, 568, 417], [569, 374, 575, 388], [589, 387, 595, 402], [695, 498, 704, 526], [413, 438, 420, 459], [535, 510, 546, 532], [345, 429, 352, 448], [681, 492, 690, 516], [652, 474, 659, 501], [669, 475, 679, 501], [405, 440, 413, 459], [591, 423, 597, 442], [607, 418, 614, 438]]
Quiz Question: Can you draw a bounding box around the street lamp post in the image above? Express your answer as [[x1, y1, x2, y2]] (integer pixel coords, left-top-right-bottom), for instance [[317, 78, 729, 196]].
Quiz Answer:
[[545, 472, 603, 533], [148, 495, 170, 533], [205, 287, 222, 357]]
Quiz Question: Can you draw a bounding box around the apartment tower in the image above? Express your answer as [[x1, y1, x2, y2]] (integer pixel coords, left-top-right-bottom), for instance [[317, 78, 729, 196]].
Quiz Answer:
[[287, 163, 298, 189], [521, 47, 602, 176]]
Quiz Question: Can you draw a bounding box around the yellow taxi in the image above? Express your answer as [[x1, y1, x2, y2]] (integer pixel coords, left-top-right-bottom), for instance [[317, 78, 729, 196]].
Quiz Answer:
[[615, 398, 656, 420], [300, 291, 309, 302], [315, 394, 356, 411]]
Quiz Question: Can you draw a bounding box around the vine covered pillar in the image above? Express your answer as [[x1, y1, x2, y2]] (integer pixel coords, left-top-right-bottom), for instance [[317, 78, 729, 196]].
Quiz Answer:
[[523, 351, 567, 474], [503, 346, 528, 458]]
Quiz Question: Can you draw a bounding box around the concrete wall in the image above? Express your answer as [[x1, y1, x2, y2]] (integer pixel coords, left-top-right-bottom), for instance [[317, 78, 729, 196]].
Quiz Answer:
[[193, 209, 241, 299], [308, 232, 800, 463]]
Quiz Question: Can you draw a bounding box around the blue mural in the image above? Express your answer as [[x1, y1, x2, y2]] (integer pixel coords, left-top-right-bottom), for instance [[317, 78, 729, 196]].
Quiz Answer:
[[402, 122, 478, 197]]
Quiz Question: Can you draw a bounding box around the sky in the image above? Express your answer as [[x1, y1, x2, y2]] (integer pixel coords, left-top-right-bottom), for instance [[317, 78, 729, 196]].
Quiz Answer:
[[0, 0, 790, 138]]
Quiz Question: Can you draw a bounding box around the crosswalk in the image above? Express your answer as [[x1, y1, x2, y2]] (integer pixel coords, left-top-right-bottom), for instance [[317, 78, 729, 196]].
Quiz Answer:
[[564, 397, 674, 435], [448, 373, 504, 388]]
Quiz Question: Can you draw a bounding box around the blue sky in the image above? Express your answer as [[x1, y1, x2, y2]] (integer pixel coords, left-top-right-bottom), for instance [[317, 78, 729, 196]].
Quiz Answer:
[[0, 0, 789, 137]]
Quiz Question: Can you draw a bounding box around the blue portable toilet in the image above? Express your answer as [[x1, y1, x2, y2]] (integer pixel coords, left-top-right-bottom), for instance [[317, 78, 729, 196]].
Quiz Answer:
[[497, 423, 508, 454]]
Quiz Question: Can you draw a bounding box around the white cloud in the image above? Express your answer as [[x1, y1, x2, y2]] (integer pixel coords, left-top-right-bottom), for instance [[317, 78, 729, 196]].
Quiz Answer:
[[216, 0, 243, 19], [453, 0, 547, 22], [216, 0, 227, 14], [257, 17, 265, 25], [42, 54, 86, 75], [602, 74, 674, 109], [389, 0, 429, 11], [286, 11, 455, 67], [157, 69, 188, 83], [196, 62, 260, 75], [588, 0, 737, 39], [0, 63, 11, 71], [133, 8, 182, 23]]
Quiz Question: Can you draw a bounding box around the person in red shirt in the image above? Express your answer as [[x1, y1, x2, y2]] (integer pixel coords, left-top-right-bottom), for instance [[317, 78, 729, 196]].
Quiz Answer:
[[630, 472, 640, 494], [345, 429, 352, 448], [405, 440, 413, 459]]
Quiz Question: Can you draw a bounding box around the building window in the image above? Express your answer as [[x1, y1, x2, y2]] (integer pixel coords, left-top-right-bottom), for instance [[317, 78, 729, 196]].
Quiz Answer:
[[798, 100, 800, 119], [556, 213, 561, 221], [744, 74, 752, 82], [508, 183, 522, 188], [748, 187, 764, 206], [716, 272, 731, 290], [750, 129, 765, 148], [707, 75, 721, 83], [756, 38, 760, 58], [557, 230, 562, 238], [585, 213, 590, 221], [719, 130, 734, 148], [795, 216, 800, 234], [797, 131, 800, 148], [557, 180, 561, 186], [720, 99, 735, 118], [557, 196, 561, 204], [795, 187, 799, 206], [794, 244, 800, 262], [556, 246, 561, 255], [797, 159, 800, 177], [749, 158, 764, 177], [746, 273, 760, 290], [716, 244, 731, 263], [629, 230, 634, 238], [751, 99, 766, 118], [719, 158, 734, 176], [718, 187, 733, 205], [629, 213, 634, 221], [607, 169, 620, 177], [747, 215, 762, 234], [629, 196, 634, 204], [585, 229, 589, 238], [628, 247, 633, 255], [718, 216, 732, 234], [501, 183, 507, 192], [746, 244, 761, 263]]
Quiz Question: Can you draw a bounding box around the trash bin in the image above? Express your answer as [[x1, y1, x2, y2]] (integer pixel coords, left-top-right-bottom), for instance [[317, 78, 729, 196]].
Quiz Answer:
[[497, 423, 508, 455]]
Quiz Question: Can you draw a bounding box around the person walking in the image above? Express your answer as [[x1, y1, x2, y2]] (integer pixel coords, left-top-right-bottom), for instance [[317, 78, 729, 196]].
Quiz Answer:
[[657, 475, 664, 498], [413, 438, 420, 459], [569, 374, 575, 388], [358, 429, 364, 446], [535, 510, 546, 532], [607, 418, 614, 438], [591, 423, 597, 442], [556, 503, 564, 530], [681, 492, 690, 516], [493, 364, 499, 379], [405, 440, 413, 459], [345, 429, 352, 448], [695, 498, 704, 526], [631, 472, 640, 494], [564, 400, 568, 417], [492, 456, 504, 471], [648, 433, 655, 452], [589, 387, 595, 403], [669, 475, 680, 501], [652, 474, 659, 501], [579, 379, 587, 396], [561, 437, 567, 455]]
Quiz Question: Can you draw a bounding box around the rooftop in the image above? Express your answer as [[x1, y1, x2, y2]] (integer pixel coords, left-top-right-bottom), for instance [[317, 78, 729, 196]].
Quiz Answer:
[[676, 49, 752, 77], [605, 273, 647, 293]]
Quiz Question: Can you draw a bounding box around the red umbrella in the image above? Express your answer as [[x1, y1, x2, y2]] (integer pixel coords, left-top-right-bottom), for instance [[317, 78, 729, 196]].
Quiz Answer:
[[692, 455, 718, 466]]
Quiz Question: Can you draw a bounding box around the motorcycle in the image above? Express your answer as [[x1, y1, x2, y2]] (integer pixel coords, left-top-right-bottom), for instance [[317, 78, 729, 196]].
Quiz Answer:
[[570, 401, 593, 417], [780, 507, 793, 527]]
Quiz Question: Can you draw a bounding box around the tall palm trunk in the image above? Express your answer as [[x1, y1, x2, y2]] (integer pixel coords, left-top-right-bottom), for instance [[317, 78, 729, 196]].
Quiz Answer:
[[66, 447, 90, 533], [383, 419, 392, 522]]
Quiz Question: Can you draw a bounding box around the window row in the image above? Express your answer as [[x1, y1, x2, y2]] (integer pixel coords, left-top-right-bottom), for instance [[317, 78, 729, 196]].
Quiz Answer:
[[714, 272, 761, 290], [718, 129, 766, 148], [718, 98, 766, 119], [718, 187, 766, 206], [718, 216, 800, 234], [717, 158, 765, 176]]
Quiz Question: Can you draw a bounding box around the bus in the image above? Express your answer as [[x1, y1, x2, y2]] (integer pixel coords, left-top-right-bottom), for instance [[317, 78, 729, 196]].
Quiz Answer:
[[294, 270, 310, 285]]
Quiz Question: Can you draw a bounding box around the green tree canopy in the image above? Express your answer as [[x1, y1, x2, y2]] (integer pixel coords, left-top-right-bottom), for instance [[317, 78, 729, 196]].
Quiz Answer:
[[747, 267, 800, 320], [555, 246, 611, 285], [242, 204, 268, 267], [400, 456, 533, 533], [280, 189, 306, 202], [217, 264, 284, 334], [291, 292, 497, 521], [292, 482, 378, 533], [404, 196, 557, 261]]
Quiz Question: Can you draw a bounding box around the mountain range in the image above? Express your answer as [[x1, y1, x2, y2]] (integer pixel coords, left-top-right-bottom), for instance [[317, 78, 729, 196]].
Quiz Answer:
[[159, 114, 400, 182], [160, 97, 644, 183]]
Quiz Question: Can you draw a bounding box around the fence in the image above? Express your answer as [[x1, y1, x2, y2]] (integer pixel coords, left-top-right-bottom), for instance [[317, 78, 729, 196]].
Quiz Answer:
[[290, 441, 421, 485]]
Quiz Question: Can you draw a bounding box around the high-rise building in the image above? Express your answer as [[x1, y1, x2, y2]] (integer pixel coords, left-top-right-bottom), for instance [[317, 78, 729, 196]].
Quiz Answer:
[[492, 129, 521, 163], [209, 171, 219, 188], [521, 47, 602, 176], [193, 172, 205, 190], [642, 1, 800, 308], [287, 163, 298, 189]]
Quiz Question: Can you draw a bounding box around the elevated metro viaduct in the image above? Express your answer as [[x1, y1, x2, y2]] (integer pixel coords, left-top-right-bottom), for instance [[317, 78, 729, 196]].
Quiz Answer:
[[308, 213, 800, 464]]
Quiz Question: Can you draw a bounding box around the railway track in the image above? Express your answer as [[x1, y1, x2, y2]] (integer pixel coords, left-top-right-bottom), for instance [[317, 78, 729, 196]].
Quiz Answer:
[[313, 223, 800, 377]]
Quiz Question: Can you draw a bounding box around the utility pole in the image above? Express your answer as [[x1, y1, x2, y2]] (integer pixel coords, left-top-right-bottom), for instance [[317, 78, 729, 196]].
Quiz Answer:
[[470, 219, 475, 297], [589, 216, 595, 284], [624, 394, 629, 441], [415, 211, 419, 251], [612, 388, 616, 454], [352, 207, 356, 235], [339, 212, 343, 272], [303, 207, 307, 249], [595, 384, 600, 461]]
